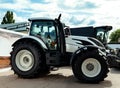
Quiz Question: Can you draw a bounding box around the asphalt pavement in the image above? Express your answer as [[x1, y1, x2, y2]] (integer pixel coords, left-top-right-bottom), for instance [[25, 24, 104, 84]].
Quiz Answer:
[[0, 67, 120, 88]]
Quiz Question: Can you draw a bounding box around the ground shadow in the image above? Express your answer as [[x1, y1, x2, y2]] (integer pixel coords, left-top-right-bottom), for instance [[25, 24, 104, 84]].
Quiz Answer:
[[110, 68, 120, 74], [0, 71, 112, 88]]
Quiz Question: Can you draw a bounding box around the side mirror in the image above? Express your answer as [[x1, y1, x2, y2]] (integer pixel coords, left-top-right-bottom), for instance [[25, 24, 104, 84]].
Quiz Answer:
[[26, 26, 30, 32], [64, 27, 71, 37]]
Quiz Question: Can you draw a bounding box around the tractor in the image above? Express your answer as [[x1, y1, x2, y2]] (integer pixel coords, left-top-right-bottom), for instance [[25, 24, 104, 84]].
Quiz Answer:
[[67, 26, 120, 68], [10, 14, 109, 83]]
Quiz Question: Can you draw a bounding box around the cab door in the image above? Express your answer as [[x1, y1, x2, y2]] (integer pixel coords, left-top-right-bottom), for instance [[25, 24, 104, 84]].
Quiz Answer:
[[45, 20, 66, 66]]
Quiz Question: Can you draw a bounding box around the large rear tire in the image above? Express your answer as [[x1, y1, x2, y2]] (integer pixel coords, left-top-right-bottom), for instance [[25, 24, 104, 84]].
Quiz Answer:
[[10, 41, 49, 78], [72, 50, 109, 83]]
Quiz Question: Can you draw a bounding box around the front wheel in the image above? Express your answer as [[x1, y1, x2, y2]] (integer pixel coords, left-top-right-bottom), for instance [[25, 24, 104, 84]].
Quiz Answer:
[[72, 50, 109, 83]]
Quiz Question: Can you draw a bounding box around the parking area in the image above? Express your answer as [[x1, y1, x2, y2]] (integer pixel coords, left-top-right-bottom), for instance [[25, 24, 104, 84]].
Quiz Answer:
[[0, 67, 120, 88]]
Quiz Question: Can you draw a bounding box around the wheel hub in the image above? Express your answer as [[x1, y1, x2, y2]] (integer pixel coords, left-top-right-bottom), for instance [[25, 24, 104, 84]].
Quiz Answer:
[[15, 50, 34, 71], [86, 63, 94, 71], [81, 58, 101, 77], [23, 57, 30, 63]]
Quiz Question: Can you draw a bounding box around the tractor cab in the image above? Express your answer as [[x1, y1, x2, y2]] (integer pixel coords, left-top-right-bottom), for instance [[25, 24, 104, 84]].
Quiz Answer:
[[28, 17, 67, 66], [29, 19, 58, 50]]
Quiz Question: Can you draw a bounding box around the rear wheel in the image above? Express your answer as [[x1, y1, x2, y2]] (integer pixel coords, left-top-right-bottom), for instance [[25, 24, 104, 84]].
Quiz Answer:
[[10, 41, 49, 78], [72, 50, 109, 83]]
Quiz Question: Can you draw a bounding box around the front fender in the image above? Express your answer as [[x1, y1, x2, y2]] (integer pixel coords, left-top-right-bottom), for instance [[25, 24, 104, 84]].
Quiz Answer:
[[12, 36, 48, 50], [70, 45, 106, 65]]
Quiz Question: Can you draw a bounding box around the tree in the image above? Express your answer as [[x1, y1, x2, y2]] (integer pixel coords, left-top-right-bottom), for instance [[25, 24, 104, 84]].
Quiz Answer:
[[109, 29, 120, 43], [1, 11, 15, 24]]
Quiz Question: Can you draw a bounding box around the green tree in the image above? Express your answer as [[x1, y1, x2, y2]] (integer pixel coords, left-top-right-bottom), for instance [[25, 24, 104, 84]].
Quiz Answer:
[[109, 29, 120, 43], [1, 11, 15, 24]]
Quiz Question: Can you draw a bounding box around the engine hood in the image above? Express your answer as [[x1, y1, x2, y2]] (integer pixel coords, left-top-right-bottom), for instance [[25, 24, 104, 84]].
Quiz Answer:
[[65, 35, 105, 53], [66, 35, 99, 46]]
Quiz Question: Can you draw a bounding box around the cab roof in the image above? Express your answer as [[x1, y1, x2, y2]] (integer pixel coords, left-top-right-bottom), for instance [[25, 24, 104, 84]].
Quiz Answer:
[[28, 17, 54, 21], [94, 26, 112, 31]]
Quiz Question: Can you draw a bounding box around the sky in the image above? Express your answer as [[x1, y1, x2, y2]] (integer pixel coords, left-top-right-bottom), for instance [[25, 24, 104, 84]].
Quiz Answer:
[[0, 0, 120, 31]]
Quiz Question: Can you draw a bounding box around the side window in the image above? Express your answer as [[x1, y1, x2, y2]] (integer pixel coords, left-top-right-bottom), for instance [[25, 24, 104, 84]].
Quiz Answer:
[[31, 24, 41, 35]]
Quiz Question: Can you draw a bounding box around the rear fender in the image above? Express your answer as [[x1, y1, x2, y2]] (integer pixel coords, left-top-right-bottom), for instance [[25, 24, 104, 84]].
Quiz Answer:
[[12, 36, 48, 51], [70, 45, 105, 65]]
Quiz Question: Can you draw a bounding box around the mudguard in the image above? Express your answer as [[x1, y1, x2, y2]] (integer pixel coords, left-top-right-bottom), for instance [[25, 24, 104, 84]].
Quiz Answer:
[[12, 36, 48, 51], [70, 45, 106, 65]]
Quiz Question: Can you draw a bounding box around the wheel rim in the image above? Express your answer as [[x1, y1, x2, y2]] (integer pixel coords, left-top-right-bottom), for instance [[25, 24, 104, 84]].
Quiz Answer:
[[81, 58, 101, 77], [15, 50, 34, 71]]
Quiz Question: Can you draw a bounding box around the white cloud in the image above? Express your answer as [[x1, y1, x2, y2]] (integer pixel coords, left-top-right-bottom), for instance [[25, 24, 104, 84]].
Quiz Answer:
[[0, 0, 120, 32], [13, 12, 27, 22], [13, 0, 30, 4], [0, 12, 5, 23]]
